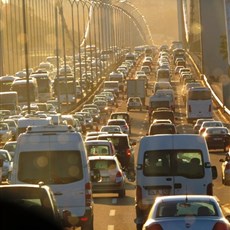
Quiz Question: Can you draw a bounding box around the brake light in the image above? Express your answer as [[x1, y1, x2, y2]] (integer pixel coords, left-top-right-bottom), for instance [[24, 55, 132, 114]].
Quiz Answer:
[[115, 171, 123, 183], [136, 185, 142, 206], [126, 148, 131, 157], [225, 162, 230, 171], [85, 182, 93, 207], [206, 183, 213, 195], [200, 128, 205, 134], [212, 221, 229, 230], [209, 104, 212, 112], [145, 223, 163, 230]]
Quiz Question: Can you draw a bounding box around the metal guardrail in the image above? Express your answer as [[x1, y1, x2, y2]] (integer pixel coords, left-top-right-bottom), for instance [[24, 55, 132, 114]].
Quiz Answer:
[[188, 53, 230, 118]]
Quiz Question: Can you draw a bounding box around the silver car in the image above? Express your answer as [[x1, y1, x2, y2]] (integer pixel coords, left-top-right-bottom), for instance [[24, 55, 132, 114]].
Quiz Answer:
[[0, 149, 13, 181], [142, 195, 230, 230]]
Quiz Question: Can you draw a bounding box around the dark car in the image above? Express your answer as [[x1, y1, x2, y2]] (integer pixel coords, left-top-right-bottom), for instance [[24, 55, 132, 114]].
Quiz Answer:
[[0, 183, 64, 230], [202, 127, 230, 152], [147, 123, 177, 135], [97, 133, 136, 181]]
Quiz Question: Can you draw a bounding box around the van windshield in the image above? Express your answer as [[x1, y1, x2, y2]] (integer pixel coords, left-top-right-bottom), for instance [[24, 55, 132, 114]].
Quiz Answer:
[[143, 150, 204, 178], [18, 151, 83, 184]]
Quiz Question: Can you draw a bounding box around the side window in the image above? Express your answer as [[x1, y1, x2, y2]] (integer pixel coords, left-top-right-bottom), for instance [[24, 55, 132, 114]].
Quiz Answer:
[[175, 151, 204, 178], [143, 151, 171, 176]]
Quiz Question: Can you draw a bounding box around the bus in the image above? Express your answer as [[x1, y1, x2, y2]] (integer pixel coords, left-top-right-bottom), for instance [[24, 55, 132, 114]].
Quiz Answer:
[[186, 86, 213, 123], [30, 71, 53, 102], [10, 77, 39, 107], [0, 91, 20, 115], [0, 75, 20, 92]]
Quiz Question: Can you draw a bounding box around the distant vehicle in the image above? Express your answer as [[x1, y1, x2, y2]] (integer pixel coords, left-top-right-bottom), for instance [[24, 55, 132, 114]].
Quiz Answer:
[[186, 86, 213, 123], [89, 155, 126, 197], [202, 127, 230, 152], [147, 122, 177, 135], [10, 77, 39, 107], [193, 118, 215, 134], [0, 75, 19, 92], [127, 97, 143, 111], [0, 149, 13, 180], [0, 91, 20, 115], [198, 120, 224, 135], [100, 125, 123, 134], [0, 123, 13, 145], [85, 139, 116, 157], [30, 71, 53, 102], [150, 109, 175, 124], [110, 112, 132, 134], [107, 118, 129, 134], [142, 195, 230, 230], [3, 140, 17, 158]]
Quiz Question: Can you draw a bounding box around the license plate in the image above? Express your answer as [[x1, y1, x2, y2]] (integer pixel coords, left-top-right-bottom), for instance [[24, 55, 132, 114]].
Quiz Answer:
[[148, 189, 171, 195], [213, 138, 223, 141]]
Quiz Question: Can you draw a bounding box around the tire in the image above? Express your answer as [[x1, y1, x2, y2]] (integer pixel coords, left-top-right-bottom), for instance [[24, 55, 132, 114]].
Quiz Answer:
[[118, 189, 126, 198], [136, 224, 143, 230]]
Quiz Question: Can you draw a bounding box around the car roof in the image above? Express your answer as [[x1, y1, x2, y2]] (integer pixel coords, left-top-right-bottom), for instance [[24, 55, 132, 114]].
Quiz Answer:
[[88, 155, 117, 160]]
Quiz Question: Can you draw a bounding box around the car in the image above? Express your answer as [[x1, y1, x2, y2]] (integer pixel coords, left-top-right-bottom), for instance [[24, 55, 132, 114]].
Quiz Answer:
[[85, 139, 116, 157], [202, 127, 230, 152], [109, 112, 132, 134], [142, 195, 230, 230], [107, 118, 130, 134], [88, 155, 126, 198], [0, 149, 13, 181], [2, 140, 17, 158], [97, 133, 136, 181], [150, 109, 175, 124], [100, 125, 123, 134], [147, 122, 177, 135], [219, 151, 230, 185], [0, 183, 63, 229], [0, 122, 13, 146], [193, 118, 215, 134], [127, 97, 143, 111], [199, 120, 224, 135], [0, 119, 18, 140]]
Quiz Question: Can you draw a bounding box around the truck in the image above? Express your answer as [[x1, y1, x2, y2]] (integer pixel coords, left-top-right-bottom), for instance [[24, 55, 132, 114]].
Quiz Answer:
[[126, 79, 146, 105], [0, 91, 20, 115]]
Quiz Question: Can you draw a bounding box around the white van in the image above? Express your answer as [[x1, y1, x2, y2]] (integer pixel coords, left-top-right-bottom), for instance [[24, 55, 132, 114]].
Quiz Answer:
[[10, 124, 94, 229], [135, 134, 217, 229]]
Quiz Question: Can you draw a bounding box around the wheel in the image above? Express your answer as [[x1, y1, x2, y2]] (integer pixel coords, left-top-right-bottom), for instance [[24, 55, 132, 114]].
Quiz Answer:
[[136, 224, 143, 230], [118, 189, 126, 198]]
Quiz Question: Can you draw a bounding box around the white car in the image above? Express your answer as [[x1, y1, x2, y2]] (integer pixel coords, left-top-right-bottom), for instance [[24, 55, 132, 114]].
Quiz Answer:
[[142, 195, 230, 230], [107, 119, 130, 134], [88, 155, 126, 198], [127, 97, 143, 112]]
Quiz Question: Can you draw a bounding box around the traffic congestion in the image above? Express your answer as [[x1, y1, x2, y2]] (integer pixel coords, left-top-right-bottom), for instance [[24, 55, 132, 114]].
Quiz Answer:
[[0, 42, 230, 230]]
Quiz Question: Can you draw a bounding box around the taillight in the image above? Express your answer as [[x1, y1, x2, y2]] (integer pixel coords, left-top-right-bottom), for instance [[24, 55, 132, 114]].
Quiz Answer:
[[126, 148, 131, 157], [225, 163, 230, 171], [200, 128, 205, 134], [85, 182, 92, 207], [144, 223, 163, 230], [115, 171, 123, 183], [207, 183, 213, 195], [136, 185, 142, 206], [212, 221, 229, 230], [209, 104, 212, 112]]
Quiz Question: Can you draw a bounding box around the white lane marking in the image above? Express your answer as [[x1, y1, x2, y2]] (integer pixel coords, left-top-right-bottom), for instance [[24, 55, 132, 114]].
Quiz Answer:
[[108, 225, 114, 230], [109, 209, 116, 216], [112, 198, 117, 204]]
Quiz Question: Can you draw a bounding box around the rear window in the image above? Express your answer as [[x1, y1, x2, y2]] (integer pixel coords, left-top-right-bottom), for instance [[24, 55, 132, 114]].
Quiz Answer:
[[143, 150, 204, 178], [149, 124, 176, 135], [18, 151, 83, 184]]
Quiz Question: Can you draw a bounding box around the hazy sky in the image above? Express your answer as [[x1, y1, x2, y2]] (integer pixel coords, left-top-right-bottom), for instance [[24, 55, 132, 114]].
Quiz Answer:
[[131, 0, 179, 45]]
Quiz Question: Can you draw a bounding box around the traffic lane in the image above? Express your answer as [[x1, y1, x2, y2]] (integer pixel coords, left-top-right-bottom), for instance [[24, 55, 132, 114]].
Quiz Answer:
[[93, 181, 136, 230]]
